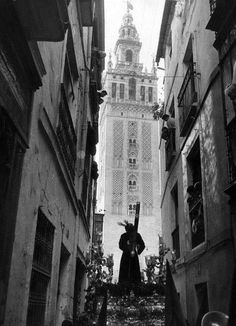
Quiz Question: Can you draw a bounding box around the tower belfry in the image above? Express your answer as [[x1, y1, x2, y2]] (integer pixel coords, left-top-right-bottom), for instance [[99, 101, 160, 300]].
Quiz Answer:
[[97, 4, 162, 281]]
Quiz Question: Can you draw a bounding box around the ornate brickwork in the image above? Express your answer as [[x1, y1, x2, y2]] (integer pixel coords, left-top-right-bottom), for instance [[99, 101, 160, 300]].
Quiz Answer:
[[128, 120, 138, 138], [142, 172, 153, 215], [142, 122, 152, 162], [112, 170, 124, 214], [113, 120, 124, 164], [111, 103, 153, 115]]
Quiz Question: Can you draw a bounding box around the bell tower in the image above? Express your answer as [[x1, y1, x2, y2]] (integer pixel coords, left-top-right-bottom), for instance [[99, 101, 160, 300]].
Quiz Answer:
[[114, 8, 142, 71], [98, 3, 162, 281]]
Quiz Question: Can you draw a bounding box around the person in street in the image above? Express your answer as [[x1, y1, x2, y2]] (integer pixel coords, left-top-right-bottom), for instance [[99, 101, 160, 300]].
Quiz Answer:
[[118, 222, 145, 284]]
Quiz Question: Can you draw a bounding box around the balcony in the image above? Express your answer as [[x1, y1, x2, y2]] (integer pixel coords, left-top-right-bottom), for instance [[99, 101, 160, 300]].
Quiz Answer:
[[206, 0, 235, 32], [165, 128, 176, 171], [56, 86, 77, 180], [14, 0, 69, 41], [178, 62, 198, 137]]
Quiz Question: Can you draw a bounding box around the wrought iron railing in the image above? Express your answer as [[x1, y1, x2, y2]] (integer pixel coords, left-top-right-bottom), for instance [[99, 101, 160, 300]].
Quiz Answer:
[[178, 61, 197, 136], [57, 85, 77, 180]]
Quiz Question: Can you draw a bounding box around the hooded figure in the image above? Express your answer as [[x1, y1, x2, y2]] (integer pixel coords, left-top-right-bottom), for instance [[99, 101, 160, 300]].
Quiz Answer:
[[118, 223, 145, 284]]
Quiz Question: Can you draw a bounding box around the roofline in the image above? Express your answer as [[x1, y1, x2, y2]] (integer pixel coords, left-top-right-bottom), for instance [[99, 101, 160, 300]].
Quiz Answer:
[[156, 0, 177, 64]]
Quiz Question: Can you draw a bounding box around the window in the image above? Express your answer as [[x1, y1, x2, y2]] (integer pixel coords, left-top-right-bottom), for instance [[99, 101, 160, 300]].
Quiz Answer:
[[120, 83, 124, 99], [128, 175, 137, 191], [129, 78, 136, 100], [140, 86, 145, 101], [112, 83, 116, 98], [187, 138, 205, 249], [148, 87, 153, 102], [128, 204, 136, 215], [128, 157, 136, 168], [171, 184, 180, 259], [126, 49, 133, 62], [178, 38, 197, 136], [26, 210, 54, 326]]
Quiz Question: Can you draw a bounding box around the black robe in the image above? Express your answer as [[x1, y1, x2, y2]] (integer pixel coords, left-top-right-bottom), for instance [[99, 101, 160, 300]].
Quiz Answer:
[[118, 231, 145, 284]]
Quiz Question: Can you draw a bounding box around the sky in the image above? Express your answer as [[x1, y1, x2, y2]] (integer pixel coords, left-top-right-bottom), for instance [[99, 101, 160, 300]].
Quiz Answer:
[[104, 0, 165, 72]]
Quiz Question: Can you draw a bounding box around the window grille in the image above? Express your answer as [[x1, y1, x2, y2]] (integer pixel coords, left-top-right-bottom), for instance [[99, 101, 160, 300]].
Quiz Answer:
[[26, 210, 54, 326]]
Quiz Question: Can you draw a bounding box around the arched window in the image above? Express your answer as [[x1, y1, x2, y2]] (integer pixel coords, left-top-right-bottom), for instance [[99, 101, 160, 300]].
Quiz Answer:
[[126, 49, 133, 62], [128, 203, 136, 215], [128, 175, 137, 190], [129, 78, 136, 100]]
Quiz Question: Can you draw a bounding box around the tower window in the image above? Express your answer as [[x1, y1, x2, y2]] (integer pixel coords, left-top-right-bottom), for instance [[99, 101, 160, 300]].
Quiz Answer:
[[128, 204, 136, 215], [148, 87, 153, 102], [126, 49, 133, 62], [129, 78, 136, 100], [128, 175, 137, 191], [140, 86, 145, 101], [112, 83, 116, 98], [120, 83, 125, 99]]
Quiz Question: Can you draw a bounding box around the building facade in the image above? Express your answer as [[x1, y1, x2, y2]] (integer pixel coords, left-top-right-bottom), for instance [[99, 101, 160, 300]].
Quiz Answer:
[[156, 0, 236, 324], [0, 0, 104, 325], [97, 6, 162, 281]]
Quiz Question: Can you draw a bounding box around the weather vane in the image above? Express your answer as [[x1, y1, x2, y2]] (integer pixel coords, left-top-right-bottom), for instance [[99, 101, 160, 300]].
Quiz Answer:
[[126, 0, 133, 12]]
